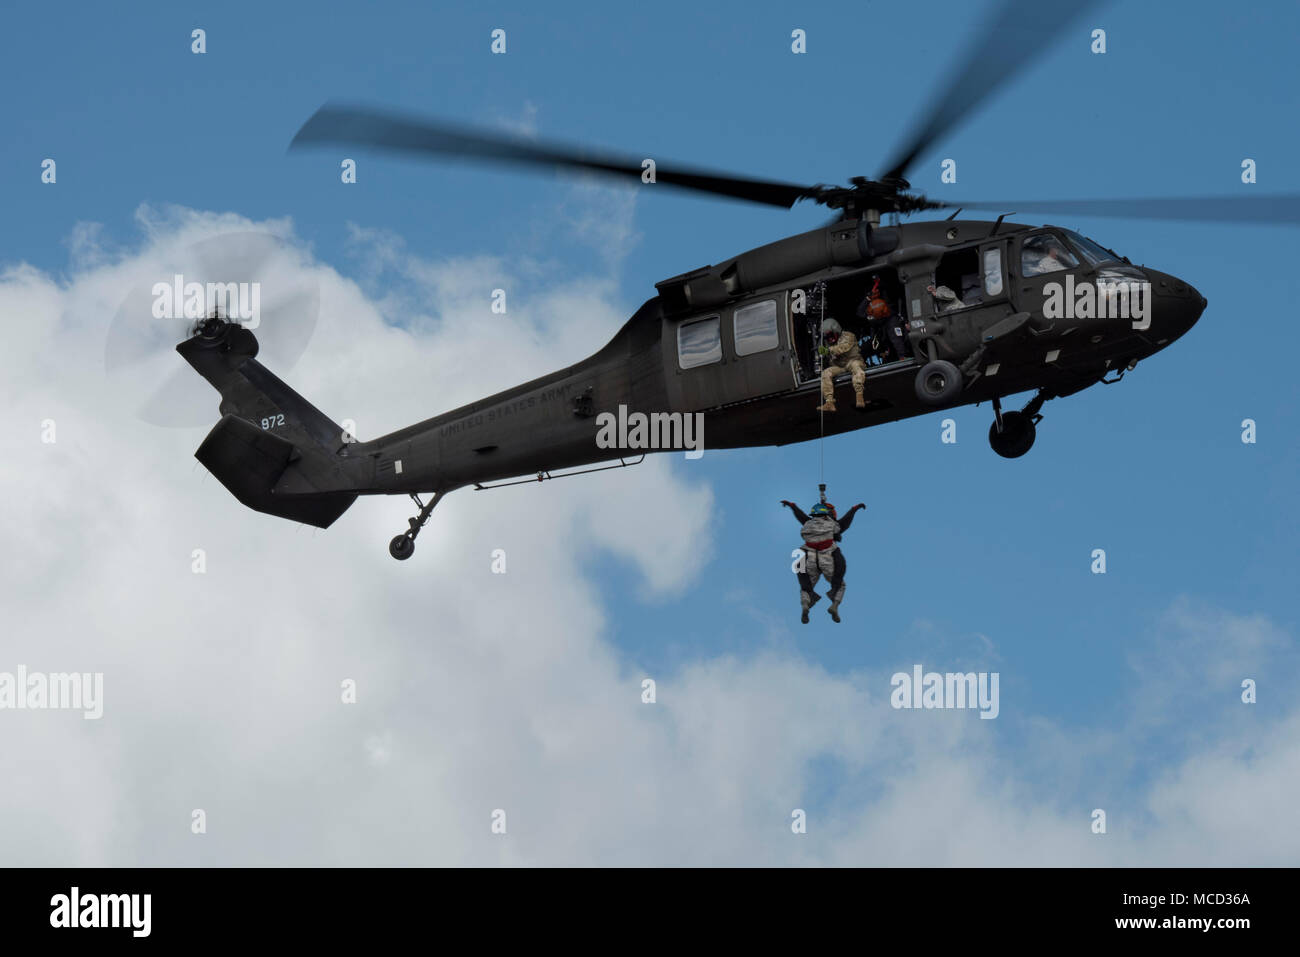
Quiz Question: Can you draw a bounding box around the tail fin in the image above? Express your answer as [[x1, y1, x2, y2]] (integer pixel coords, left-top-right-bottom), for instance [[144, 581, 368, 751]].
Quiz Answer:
[[179, 321, 358, 528]]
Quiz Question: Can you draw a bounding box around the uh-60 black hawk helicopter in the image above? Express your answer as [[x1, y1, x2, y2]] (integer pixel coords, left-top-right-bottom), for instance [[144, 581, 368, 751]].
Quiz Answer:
[[175, 0, 1299, 560]]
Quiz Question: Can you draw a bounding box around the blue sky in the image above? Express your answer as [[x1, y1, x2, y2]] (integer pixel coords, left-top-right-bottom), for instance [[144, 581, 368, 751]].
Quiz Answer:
[[1, 0, 1297, 864]]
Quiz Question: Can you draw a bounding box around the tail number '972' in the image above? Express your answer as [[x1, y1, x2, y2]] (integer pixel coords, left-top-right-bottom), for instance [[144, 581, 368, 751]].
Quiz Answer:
[[261, 414, 285, 430]]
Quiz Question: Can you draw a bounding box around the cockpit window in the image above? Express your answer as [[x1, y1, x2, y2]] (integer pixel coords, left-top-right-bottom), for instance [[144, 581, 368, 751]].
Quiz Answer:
[[1061, 229, 1119, 266], [1020, 233, 1079, 276]]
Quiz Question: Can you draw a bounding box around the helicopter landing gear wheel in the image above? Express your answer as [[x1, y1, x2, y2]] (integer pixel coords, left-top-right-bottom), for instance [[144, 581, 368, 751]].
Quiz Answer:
[[914, 359, 963, 405], [388, 490, 446, 560], [988, 410, 1037, 458], [988, 391, 1050, 458]]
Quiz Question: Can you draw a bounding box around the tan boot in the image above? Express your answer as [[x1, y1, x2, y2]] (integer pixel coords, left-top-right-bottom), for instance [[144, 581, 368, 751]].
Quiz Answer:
[[817, 397, 837, 413], [854, 392, 866, 410]]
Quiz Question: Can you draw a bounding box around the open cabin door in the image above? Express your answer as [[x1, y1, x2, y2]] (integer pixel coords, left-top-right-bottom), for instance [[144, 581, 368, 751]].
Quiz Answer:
[[920, 239, 1018, 359]]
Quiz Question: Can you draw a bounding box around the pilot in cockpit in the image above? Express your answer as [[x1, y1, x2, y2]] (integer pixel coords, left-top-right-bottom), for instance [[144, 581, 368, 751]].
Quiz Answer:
[[1021, 234, 1077, 276]]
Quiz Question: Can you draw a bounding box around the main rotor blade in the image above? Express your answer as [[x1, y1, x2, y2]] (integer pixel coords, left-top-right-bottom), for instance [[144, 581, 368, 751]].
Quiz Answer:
[[932, 194, 1300, 224], [291, 103, 819, 208], [878, 0, 1101, 183]]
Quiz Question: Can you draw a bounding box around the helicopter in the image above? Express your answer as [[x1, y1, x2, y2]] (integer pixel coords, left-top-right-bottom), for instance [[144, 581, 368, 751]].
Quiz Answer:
[[175, 0, 1299, 560]]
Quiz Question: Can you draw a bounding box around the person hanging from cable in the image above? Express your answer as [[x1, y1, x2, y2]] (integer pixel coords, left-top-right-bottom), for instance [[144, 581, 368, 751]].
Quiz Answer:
[[816, 317, 867, 413], [779, 493, 865, 623]]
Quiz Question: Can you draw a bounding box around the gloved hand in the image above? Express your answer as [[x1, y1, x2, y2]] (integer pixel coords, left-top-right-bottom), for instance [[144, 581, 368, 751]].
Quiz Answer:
[[817, 346, 829, 356], [780, 500, 794, 508], [852, 503, 865, 511]]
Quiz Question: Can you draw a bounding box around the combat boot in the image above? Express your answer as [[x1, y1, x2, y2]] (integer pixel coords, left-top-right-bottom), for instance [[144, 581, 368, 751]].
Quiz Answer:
[[827, 584, 844, 623]]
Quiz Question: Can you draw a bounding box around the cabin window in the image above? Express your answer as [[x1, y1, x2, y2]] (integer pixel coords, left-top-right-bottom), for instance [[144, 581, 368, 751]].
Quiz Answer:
[[983, 248, 1004, 297], [677, 315, 722, 369], [733, 299, 779, 356]]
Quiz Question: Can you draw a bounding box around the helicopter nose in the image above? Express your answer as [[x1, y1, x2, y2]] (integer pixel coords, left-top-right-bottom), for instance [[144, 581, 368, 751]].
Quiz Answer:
[[1145, 271, 1205, 342], [1168, 284, 1206, 337], [1188, 287, 1207, 326]]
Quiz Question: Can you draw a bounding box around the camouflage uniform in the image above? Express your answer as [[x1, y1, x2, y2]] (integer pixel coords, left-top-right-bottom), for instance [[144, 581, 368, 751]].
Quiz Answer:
[[785, 502, 864, 621], [930, 284, 966, 311], [819, 333, 867, 409], [797, 516, 846, 614]]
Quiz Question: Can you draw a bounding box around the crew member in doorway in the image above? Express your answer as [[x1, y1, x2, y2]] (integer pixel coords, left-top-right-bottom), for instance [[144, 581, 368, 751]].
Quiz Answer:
[[817, 318, 867, 412], [780, 498, 866, 623], [857, 275, 908, 362], [927, 283, 966, 312]]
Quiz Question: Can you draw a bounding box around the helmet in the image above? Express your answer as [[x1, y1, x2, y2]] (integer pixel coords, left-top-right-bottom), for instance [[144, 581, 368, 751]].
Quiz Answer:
[[810, 502, 831, 517], [866, 275, 891, 319], [820, 318, 842, 342]]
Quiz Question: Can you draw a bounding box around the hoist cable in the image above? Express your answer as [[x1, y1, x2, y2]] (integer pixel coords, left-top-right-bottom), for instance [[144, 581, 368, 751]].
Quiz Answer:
[[818, 282, 826, 483]]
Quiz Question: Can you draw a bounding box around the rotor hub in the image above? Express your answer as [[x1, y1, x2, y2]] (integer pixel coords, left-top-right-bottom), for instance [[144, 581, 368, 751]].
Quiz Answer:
[[808, 177, 942, 220]]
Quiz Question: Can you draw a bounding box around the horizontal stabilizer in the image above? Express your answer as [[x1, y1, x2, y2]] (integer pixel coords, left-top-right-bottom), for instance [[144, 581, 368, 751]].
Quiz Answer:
[[195, 414, 356, 528]]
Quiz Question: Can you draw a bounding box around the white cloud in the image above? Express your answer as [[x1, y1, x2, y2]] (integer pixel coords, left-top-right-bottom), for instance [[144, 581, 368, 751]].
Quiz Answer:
[[490, 101, 540, 140], [0, 207, 1296, 866], [555, 177, 643, 267]]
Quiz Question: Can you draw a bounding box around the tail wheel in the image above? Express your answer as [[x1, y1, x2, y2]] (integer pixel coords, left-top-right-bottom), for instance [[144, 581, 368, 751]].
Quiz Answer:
[[914, 359, 963, 405], [389, 534, 415, 560], [988, 411, 1037, 458]]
